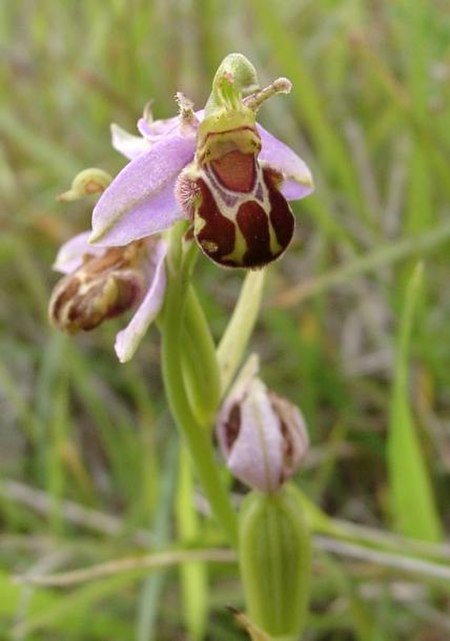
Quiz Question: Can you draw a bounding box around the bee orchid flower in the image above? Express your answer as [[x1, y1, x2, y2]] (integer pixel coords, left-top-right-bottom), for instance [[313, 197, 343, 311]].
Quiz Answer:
[[91, 53, 313, 269], [49, 231, 167, 363]]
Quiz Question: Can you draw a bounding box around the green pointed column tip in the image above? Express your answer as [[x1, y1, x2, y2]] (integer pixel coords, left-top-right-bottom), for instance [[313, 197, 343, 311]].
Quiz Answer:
[[205, 53, 260, 115], [238, 484, 311, 639], [204, 52, 292, 118]]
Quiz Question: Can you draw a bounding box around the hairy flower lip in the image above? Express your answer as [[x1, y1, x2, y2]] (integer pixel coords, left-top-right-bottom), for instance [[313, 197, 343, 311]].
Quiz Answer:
[[92, 110, 313, 248]]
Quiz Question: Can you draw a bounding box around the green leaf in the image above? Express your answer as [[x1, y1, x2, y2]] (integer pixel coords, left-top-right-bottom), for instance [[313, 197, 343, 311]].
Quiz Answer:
[[387, 263, 443, 542]]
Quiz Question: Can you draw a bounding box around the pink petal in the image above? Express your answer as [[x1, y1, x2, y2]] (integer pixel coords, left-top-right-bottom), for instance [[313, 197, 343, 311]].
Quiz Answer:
[[114, 240, 167, 363], [137, 115, 180, 140], [53, 231, 105, 274], [258, 124, 314, 200], [137, 110, 204, 140], [90, 132, 196, 246], [111, 124, 150, 160], [227, 379, 284, 493]]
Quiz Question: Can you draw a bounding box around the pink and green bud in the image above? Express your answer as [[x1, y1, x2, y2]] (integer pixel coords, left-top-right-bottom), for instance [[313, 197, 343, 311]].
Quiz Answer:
[[216, 356, 309, 493], [57, 168, 112, 201]]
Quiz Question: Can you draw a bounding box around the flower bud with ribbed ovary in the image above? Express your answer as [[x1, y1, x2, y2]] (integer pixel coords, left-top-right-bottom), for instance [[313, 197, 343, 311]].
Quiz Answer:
[[238, 484, 311, 640]]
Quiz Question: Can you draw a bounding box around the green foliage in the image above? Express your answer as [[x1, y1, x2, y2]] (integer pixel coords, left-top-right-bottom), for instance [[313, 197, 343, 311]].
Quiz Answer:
[[1, 1, 450, 640], [388, 264, 443, 542]]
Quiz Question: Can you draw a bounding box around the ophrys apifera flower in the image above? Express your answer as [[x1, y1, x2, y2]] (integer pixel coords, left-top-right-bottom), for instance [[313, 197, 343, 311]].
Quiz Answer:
[[49, 231, 167, 363], [91, 53, 313, 269]]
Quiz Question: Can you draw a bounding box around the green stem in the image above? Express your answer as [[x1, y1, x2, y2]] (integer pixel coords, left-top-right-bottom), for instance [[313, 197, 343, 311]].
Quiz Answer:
[[160, 228, 238, 548], [181, 285, 221, 428], [176, 446, 208, 640], [217, 269, 266, 394]]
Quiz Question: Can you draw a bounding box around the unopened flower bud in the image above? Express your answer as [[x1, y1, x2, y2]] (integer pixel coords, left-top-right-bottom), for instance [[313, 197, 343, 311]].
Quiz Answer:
[[57, 168, 112, 201], [216, 356, 309, 493]]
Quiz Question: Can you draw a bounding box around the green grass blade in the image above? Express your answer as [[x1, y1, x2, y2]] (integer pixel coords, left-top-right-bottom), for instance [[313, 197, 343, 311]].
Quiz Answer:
[[273, 216, 450, 308], [387, 263, 443, 542], [12, 572, 137, 638], [136, 435, 178, 641], [249, 0, 368, 221]]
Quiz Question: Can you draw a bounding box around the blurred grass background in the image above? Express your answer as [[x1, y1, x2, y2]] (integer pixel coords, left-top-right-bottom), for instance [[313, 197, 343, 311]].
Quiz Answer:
[[1, 0, 450, 639]]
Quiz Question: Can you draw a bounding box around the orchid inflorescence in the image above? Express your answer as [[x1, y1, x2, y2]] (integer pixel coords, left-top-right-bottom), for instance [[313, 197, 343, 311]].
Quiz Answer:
[[49, 53, 314, 640]]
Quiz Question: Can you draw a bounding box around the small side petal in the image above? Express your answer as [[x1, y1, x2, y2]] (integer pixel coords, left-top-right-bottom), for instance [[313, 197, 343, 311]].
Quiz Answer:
[[137, 115, 179, 140], [137, 110, 204, 140], [114, 240, 167, 363], [111, 124, 150, 160], [258, 124, 314, 200], [91, 133, 196, 246], [53, 231, 104, 274]]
